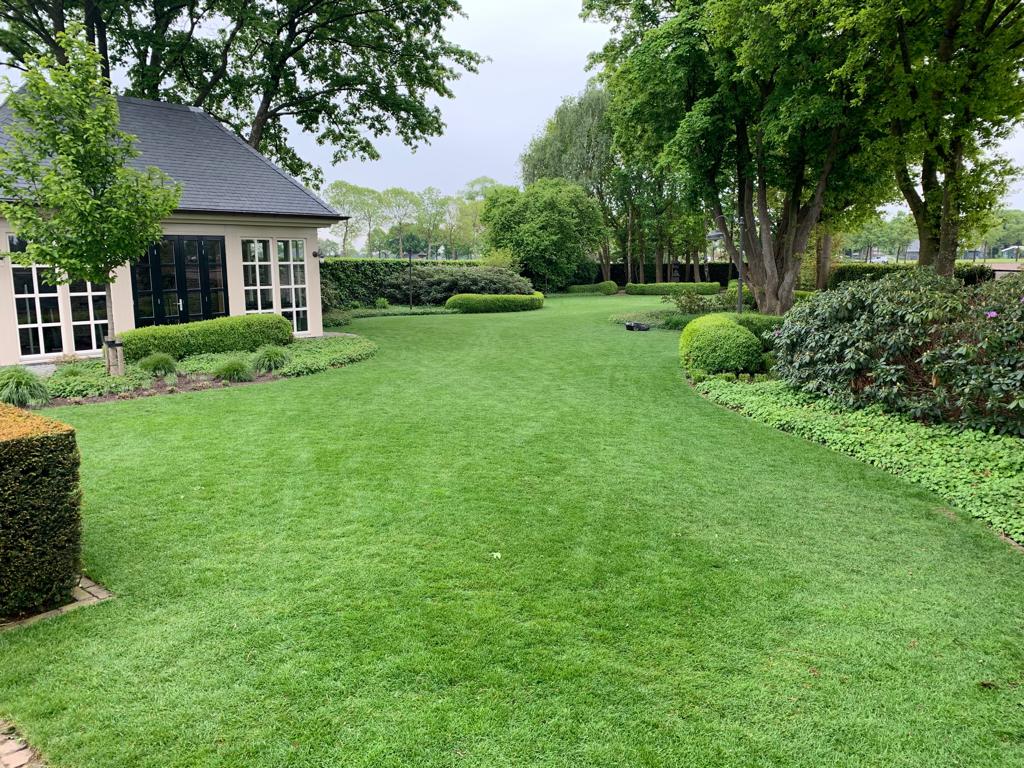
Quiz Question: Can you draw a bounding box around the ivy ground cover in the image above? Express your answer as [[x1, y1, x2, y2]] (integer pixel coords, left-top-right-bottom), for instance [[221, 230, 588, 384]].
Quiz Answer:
[[1, 295, 1022, 767]]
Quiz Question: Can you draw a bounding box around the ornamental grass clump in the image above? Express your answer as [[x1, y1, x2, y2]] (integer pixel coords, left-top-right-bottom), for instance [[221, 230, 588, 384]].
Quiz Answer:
[[0, 366, 50, 407], [252, 345, 292, 375]]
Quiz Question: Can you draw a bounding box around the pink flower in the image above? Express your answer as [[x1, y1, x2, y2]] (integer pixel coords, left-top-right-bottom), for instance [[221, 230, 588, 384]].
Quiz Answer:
[[985, 311, 999, 319]]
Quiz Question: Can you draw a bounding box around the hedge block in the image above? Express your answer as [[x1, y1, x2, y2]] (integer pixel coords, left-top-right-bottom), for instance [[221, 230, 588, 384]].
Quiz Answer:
[[120, 314, 294, 362], [625, 282, 720, 296], [0, 404, 81, 618], [445, 292, 545, 313]]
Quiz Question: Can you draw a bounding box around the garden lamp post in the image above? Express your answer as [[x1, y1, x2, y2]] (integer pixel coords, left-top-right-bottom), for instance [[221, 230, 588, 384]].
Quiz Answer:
[[707, 223, 745, 314]]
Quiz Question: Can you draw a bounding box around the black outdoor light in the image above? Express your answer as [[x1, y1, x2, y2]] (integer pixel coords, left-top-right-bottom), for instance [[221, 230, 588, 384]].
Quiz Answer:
[[707, 218, 745, 314]]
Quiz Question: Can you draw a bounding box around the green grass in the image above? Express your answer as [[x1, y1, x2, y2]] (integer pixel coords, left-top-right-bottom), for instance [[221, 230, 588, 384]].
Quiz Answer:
[[1, 294, 1022, 767]]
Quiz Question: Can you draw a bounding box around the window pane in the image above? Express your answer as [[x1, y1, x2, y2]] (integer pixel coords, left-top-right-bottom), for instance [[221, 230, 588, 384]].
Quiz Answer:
[[258, 264, 272, 287], [243, 264, 257, 288], [293, 288, 307, 309], [19, 328, 40, 356], [277, 240, 290, 263], [208, 265, 224, 290], [291, 240, 305, 261], [16, 298, 36, 325], [8, 235, 27, 253], [257, 241, 270, 263], [294, 310, 308, 332], [280, 288, 293, 309], [92, 295, 107, 321], [94, 324, 107, 348], [73, 324, 94, 351], [245, 289, 259, 312], [135, 263, 152, 292], [42, 325, 63, 353], [39, 296, 61, 323], [37, 269, 57, 293], [279, 264, 290, 287], [206, 239, 223, 267], [70, 295, 92, 322], [12, 267, 34, 295], [292, 264, 305, 287], [137, 295, 154, 320], [69, 279, 88, 293], [209, 291, 226, 316], [259, 288, 273, 310]]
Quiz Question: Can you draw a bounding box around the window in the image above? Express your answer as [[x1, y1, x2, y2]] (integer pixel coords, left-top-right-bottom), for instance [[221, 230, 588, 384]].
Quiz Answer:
[[68, 279, 108, 352], [9, 236, 63, 356], [277, 239, 307, 332], [242, 239, 274, 313]]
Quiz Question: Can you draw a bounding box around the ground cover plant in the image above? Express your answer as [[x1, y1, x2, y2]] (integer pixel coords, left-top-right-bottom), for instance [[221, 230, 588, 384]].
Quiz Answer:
[[697, 378, 1024, 540], [323, 305, 456, 328], [0, 295, 1022, 767]]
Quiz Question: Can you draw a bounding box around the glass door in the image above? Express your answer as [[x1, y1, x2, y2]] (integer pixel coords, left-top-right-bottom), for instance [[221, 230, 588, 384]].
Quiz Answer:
[[132, 236, 228, 327]]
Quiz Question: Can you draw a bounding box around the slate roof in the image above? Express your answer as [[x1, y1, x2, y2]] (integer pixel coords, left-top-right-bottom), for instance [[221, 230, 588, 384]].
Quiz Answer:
[[0, 95, 342, 221]]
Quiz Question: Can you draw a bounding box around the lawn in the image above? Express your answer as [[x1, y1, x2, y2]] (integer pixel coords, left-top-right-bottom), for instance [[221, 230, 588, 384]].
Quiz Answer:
[[1, 295, 1022, 767]]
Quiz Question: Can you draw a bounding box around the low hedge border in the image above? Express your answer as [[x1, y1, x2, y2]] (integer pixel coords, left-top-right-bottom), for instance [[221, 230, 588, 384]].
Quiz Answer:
[[626, 282, 720, 296], [828, 261, 995, 289], [0, 404, 81, 618], [567, 281, 619, 295], [696, 379, 1024, 541], [120, 314, 294, 362], [445, 292, 545, 313]]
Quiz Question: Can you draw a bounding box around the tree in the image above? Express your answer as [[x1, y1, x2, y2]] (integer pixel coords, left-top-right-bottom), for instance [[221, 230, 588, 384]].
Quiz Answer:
[[380, 188, 422, 259], [482, 179, 606, 291], [0, 25, 180, 374], [588, 0, 894, 313], [324, 181, 384, 257], [0, 1, 482, 185], [837, 0, 1024, 275], [417, 187, 448, 259]]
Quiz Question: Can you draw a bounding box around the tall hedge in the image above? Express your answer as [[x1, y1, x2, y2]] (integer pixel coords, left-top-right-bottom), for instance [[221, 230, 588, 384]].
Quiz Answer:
[[381, 265, 533, 306], [320, 258, 483, 308], [120, 314, 293, 361], [828, 261, 994, 288], [0, 404, 81, 618]]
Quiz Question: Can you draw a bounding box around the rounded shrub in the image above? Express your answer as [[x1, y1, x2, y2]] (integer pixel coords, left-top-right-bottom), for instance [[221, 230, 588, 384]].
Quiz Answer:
[[680, 314, 762, 374], [121, 314, 293, 362], [252, 345, 292, 375], [0, 366, 50, 407], [445, 292, 545, 313], [567, 280, 619, 295], [137, 352, 178, 376], [212, 358, 254, 382]]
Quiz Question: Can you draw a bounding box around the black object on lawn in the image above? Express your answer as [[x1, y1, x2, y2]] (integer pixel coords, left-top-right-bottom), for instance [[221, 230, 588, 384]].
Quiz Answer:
[[625, 322, 651, 332]]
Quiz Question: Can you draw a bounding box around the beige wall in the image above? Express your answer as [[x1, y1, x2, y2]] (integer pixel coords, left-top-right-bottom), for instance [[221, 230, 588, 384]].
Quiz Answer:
[[0, 213, 331, 367]]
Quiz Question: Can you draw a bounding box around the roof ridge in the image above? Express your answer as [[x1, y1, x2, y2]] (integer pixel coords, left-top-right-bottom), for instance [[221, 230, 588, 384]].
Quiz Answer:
[[196, 111, 339, 218], [115, 95, 195, 112]]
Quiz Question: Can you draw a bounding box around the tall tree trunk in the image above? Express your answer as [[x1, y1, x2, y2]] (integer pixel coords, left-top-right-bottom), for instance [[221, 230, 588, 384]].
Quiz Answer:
[[936, 138, 964, 276], [600, 240, 612, 282], [103, 281, 124, 376], [626, 205, 634, 284], [815, 232, 832, 290]]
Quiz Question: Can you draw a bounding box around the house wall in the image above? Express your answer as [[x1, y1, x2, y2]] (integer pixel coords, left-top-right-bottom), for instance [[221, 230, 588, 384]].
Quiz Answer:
[[0, 213, 329, 367]]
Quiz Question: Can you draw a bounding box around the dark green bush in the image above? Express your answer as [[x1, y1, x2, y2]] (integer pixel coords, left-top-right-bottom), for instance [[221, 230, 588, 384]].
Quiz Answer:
[[121, 314, 293, 362], [0, 366, 50, 407], [277, 336, 379, 377], [697, 379, 1024, 540], [320, 258, 484, 308], [722, 285, 758, 310], [0, 404, 81, 617], [46, 360, 152, 399], [679, 314, 762, 374], [252, 345, 292, 374], [626, 282, 720, 296], [138, 352, 177, 376], [445, 292, 545, 313], [828, 261, 995, 289], [212, 358, 254, 382], [382, 265, 533, 306], [567, 280, 619, 295]]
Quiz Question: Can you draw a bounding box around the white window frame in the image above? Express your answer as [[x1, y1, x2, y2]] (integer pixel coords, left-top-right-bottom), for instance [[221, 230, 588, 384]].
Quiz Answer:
[[241, 239, 275, 314], [67, 279, 108, 353], [276, 238, 308, 333]]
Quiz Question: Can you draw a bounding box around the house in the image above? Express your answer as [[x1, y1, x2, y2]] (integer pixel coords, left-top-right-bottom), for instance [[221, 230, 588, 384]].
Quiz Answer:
[[0, 96, 343, 367]]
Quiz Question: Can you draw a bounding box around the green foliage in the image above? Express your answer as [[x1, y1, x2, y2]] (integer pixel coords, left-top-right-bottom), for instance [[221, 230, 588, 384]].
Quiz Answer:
[[729, 314, 785, 350], [722, 286, 759, 310], [445, 292, 545, 314], [697, 379, 1024, 540], [252, 346, 292, 375], [924, 275, 1024, 436], [212, 358, 254, 383], [46, 360, 152, 399], [382, 265, 533, 306], [567, 281, 619, 295], [608, 309, 695, 330], [0, 27, 179, 287], [482, 179, 606, 291], [120, 314, 293, 362], [679, 314, 763, 375], [626, 282, 719, 296], [0, 404, 80, 617], [0, 366, 50, 407], [793, 290, 816, 303], [137, 353, 178, 377], [319, 258, 484, 308], [828, 261, 995, 289], [478, 247, 521, 272], [178, 337, 378, 379]]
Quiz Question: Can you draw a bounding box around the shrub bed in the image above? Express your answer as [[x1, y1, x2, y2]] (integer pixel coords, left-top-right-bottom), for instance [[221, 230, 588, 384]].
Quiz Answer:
[[828, 261, 995, 289], [0, 404, 81, 617], [679, 314, 763, 375], [774, 270, 1023, 434], [626, 282, 720, 296], [697, 379, 1024, 540], [46, 360, 152, 399], [177, 336, 378, 379], [381, 265, 533, 307], [567, 281, 619, 295], [446, 292, 545, 313], [320, 258, 485, 308], [120, 314, 293, 362]]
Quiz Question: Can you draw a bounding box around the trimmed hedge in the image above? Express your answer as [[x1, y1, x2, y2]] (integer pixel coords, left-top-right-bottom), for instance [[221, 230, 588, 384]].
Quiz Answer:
[[828, 261, 995, 289], [697, 379, 1024, 540], [0, 404, 81, 617], [120, 314, 293, 362], [320, 258, 484, 308], [626, 282, 720, 296], [381, 265, 533, 306], [445, 292, 545, 313], [679, 314, 762, 374], [567, 280, 619, 295]]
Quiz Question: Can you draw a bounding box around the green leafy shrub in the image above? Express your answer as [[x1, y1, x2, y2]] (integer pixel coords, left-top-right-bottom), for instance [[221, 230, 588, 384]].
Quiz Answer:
[[793, 290, 816, 303], [212, 358, 254, 382], [374, 297, 390, 309], [320, 258, 484, 308], [277, 337, 379, 377], [479, 247, 521, 272], [121, 314, 293, 362], [382, 265, 533, 306], [680, 314, 763, 374], [137, 352, 177, 376], [445, 292, 545, 313], [46, 360, 152, 399], [722, 285, 758, 310], [0, 366, 50, 407], [626, 282, 720, 296], [924, 275, 1024, 435], [696, 379, 1024, 540], [0, 404, 80, 617], [663, 290, 725, 314], [567, 280, 618, 295], [252, 345, 292, 375], [828, 261, 995, 289]]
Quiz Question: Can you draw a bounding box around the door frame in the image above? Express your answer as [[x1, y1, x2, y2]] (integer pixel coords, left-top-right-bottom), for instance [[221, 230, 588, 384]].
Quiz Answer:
[[131, 235, 229, 327]]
